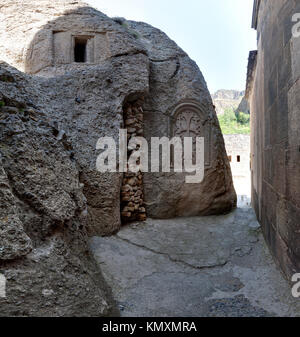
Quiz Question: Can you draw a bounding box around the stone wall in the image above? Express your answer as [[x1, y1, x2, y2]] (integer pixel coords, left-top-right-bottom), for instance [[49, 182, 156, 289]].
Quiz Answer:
[[224, 135, 251, 207], [121, 100, 147, 223], [249, 0, 300, 278], [224, 135, 250, 179]]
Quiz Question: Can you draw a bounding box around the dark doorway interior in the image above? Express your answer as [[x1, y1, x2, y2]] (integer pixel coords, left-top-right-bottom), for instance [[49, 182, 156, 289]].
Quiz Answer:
[[74, 37, 87, 63]]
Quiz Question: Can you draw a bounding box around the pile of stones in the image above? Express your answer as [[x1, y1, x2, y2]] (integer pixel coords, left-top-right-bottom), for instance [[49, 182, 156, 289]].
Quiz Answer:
[[121, 101, 146, 223]]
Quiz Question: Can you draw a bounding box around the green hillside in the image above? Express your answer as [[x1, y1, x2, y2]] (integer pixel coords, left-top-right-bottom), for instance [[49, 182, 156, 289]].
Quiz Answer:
[[217, 108, 250, 135]]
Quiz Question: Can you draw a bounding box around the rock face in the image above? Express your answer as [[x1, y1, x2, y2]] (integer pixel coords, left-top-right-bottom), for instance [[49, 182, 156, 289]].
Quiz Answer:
[[0, 0, 150, 235], [237, 96, 250, 115], [212, 89, 245, 115], [0, 63, 117, 316], [127, 21, 237, 218], [0, 0, 236, 229], [0, 0, 236, 316]]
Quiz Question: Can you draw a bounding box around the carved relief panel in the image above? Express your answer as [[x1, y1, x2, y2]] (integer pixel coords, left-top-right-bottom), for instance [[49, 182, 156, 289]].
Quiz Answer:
[[174, 110, 203, 139], [170, 102, 211, 167]]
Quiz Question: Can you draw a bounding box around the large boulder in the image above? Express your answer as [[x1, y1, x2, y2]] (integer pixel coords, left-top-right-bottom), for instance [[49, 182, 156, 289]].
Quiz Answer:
[[126, 20, 237, 218], [0, 1, 151, 235], [0, 63, 117, 316], [0, 1, 236, 232]]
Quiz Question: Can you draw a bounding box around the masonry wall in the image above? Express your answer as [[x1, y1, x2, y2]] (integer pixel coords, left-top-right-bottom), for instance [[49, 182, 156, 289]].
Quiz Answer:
[[121, 100, 147, 223], [224, 135, 251, 205], [224, 135, 250, 180], [250, 0, 300, 278]]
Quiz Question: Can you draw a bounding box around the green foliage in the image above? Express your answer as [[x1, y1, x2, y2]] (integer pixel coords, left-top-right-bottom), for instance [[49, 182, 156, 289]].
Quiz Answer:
[[218, 108, 250, 135], [236, 111, 250, 125], [0, 101, 5, 107]]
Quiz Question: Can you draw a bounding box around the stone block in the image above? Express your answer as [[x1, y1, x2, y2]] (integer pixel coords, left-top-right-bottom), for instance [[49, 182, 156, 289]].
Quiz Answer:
[[264, 66, 278, 111], [276, 88, 289, 143], [291, 35, 300, 82], [288, 80, 300, 146], [278, 42, 293, 91], [286, 145, 300, 208]]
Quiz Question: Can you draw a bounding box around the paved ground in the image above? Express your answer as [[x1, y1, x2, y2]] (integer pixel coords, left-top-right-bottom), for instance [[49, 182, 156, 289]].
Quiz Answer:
[[89, 207, 300, 317]]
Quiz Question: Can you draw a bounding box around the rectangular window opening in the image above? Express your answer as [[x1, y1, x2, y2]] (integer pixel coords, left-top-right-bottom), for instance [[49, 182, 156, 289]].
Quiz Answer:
[[74, 37, 88, 63], [237, 155, 241, 162]]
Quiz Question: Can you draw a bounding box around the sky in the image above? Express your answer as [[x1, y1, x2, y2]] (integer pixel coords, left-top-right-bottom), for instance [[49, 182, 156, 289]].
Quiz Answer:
[[86, 0, 257, 94]]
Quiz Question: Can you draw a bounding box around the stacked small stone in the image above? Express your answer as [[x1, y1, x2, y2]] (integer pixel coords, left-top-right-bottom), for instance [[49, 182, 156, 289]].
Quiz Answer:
[[121, 101, 146, 223]]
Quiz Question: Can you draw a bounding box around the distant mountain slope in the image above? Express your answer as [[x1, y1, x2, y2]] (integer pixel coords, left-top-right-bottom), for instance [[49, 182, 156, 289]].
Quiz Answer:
[[212, 89, 246, 115]]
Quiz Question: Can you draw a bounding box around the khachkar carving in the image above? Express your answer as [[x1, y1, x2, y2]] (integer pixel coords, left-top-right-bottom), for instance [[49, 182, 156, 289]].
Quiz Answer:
[[174, 110, 203, 139], [171, 102, 211, 167]]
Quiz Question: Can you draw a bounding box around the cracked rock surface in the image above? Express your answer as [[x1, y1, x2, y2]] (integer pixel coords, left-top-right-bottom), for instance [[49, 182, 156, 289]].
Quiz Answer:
[[90, 207, 300, 317], [0, 62, 117, 317], [127, 20, 237, 219], [0, 0, 236, 237]]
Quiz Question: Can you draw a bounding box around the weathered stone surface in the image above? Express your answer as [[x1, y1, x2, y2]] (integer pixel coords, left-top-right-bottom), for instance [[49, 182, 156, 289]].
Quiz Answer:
[[121, 101, 147, 223], [43, 53, 150, 235], [0, 162, 32, 260], [0, 0, 151, 235], [236, 96, 250, 115], [0, 0, 236, 229], [126, 20, 236, 218], [0, 63, 116, 316]]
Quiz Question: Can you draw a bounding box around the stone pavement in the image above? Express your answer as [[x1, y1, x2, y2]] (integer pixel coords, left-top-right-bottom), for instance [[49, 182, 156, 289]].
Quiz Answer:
[[89, 207, 300, 317]]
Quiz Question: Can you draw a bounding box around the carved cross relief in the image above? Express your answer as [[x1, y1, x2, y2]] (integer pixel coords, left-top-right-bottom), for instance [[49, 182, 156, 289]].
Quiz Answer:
[[174, 110, 203, 140], [171, 103, 211, 167]]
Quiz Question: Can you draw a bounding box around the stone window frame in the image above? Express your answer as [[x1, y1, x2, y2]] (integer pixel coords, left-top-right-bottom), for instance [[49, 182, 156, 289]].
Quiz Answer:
[[71, 33, 95, 64]]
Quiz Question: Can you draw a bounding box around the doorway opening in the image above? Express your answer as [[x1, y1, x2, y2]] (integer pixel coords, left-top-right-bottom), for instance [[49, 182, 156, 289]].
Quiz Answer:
[[74, 37, 87, 63]]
